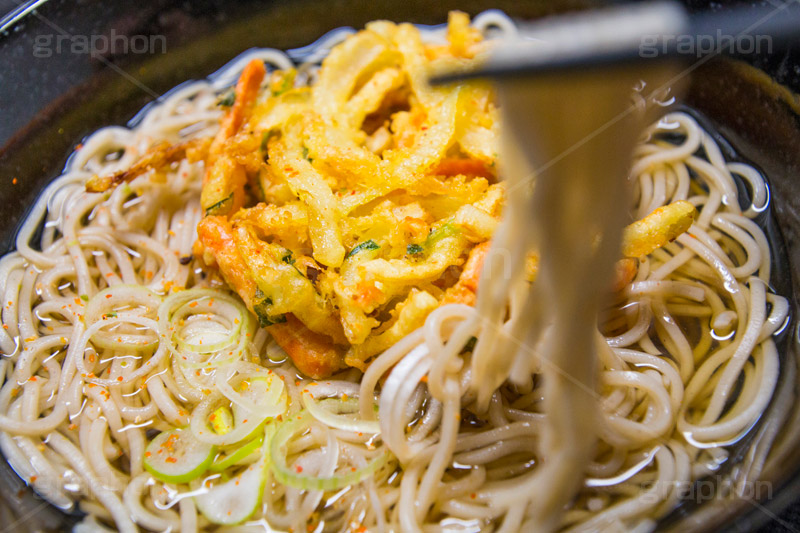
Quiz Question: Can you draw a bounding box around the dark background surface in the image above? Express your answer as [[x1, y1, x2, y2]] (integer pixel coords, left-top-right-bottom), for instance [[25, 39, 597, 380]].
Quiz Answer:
[[1, 0, 800, 531]]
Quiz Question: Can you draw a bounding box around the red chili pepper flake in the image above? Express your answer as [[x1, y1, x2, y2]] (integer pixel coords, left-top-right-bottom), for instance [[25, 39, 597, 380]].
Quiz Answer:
[[295, 465, 303, 473], [144, 451, 151, 458], [470, 492, 477, 499], [116, 376, 123, 382], [165, 457, 177, 463], [105, 294, 112, 299]]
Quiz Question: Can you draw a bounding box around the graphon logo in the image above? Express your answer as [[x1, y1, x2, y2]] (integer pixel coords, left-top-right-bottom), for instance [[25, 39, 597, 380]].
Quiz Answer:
[[640, 477, 773, 505], [639, 30, 772, 58], [32, 29, 167, 58]]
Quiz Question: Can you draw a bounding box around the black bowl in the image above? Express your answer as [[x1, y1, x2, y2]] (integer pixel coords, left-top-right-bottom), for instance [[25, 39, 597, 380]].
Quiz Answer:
[[2, 1, 800, 531]]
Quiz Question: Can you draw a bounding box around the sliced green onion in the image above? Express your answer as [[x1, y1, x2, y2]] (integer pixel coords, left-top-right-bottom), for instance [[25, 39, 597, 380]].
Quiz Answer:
[[301, 391, 380, 435], [158, 288, 254, 369], [216, 366, 286, 416], [160, 289, 245, 352], [195, 426, 273, 525], [170, 297, 246, 354], [144, 428, 215, 484], [177, 344, 249, 370], [209, 406, 233, 435], [173, 312, 241, 354], [191, 374, 287, 447], [191, 394, 267, 446], [209, 434, 264, 473], [270, 412, 390, 491]]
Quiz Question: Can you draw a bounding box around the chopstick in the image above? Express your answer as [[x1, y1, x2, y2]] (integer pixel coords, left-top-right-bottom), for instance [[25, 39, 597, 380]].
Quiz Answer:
[[430, 1, 800, 84]]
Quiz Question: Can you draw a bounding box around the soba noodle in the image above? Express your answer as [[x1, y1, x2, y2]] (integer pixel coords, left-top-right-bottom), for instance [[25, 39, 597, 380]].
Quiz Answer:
[[0, 10, 789, 533]]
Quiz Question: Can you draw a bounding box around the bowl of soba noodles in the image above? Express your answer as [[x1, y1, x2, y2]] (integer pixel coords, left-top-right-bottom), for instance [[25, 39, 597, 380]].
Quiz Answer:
[[1, 0, 800, 531]]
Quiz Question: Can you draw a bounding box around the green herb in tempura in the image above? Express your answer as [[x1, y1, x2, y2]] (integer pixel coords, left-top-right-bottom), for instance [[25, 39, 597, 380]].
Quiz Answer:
[[218, 91, 235, 107], [253, 288, 287, 327], [407, 243, 424, 256], [346, 240, 380, 258]]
